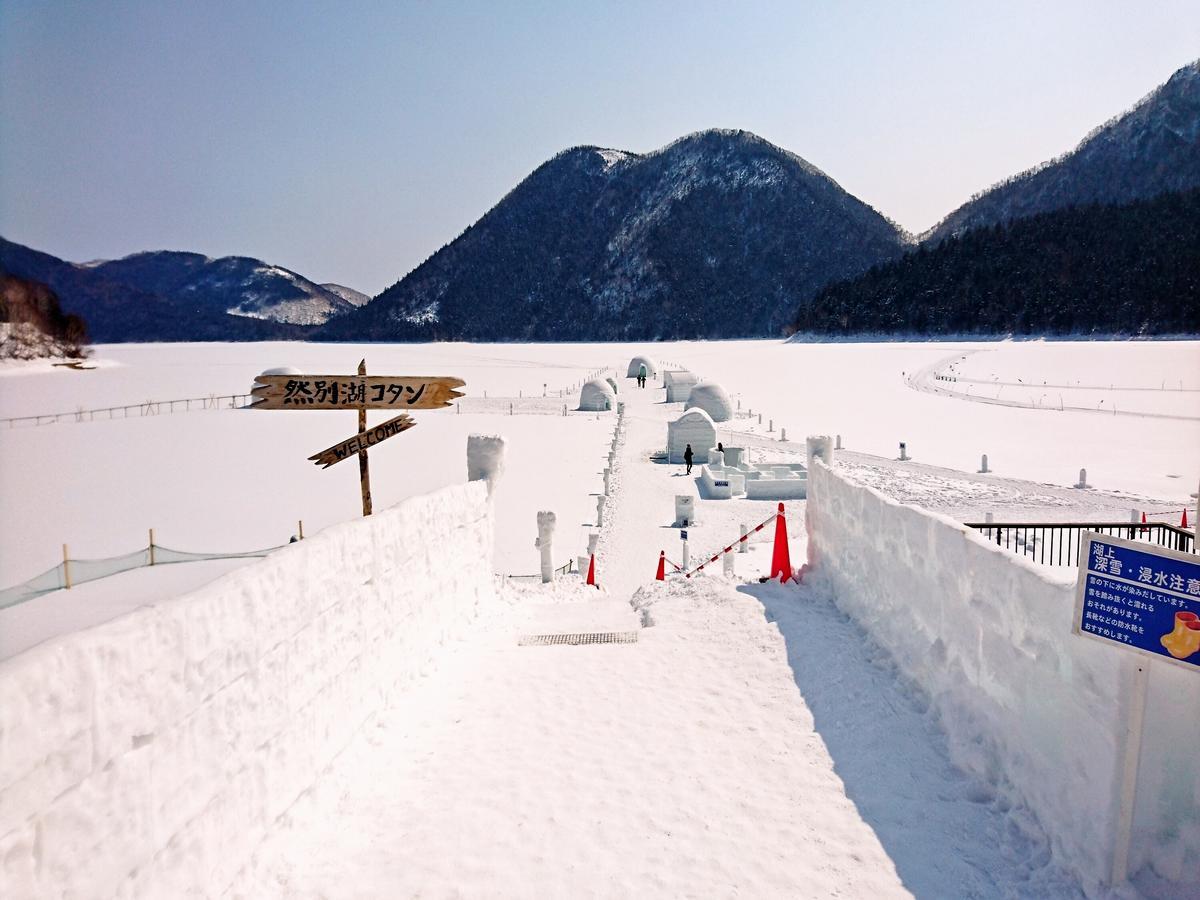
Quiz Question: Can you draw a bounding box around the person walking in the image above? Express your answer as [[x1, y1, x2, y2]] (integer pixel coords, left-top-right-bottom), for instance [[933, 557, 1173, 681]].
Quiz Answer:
[[638, 363, 648, 389], [684, 443, 694, 475]]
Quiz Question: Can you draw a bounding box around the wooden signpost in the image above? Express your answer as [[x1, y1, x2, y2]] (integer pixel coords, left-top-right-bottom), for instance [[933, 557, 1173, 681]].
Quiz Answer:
[[251, 361, 465, 516]]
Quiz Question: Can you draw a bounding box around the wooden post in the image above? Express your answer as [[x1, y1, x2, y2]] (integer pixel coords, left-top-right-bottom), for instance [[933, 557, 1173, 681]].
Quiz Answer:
[[149, 529, 156, 565], [357, 359, 373, 517], [63, 544, 71, 589], [298, 519, 305, 540]]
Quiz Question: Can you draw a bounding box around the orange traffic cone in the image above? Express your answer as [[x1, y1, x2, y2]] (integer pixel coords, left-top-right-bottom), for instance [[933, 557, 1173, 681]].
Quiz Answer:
[[1183, 508, 1190, 529], [586, 554, 598, 589], [655, 551, 666, 581], [769, 502, 792, 583]]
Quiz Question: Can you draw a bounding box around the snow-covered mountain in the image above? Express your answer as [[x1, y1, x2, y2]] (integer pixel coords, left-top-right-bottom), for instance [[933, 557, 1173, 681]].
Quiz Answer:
[[321, 283, 371, 308], [323, 129, 908, 341], [926, 59, 1200, 243], [87, 251, 360, 326], [0, 238, 367, 341]]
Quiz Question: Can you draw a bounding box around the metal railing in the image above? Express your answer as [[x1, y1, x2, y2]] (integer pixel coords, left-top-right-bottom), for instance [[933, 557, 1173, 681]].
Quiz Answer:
[[963, 521, 1194, 567], [502, 559, 576, 583]]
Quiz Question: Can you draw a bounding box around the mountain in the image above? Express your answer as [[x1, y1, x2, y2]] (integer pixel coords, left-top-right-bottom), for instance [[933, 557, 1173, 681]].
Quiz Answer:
[[0, 273, 89, 359], [323, 129, 908, 342], [85, 251, 360, 326], [0, 239, 363, 341], [789, 189, 1200, 338], [927, 60, 1200, 243]]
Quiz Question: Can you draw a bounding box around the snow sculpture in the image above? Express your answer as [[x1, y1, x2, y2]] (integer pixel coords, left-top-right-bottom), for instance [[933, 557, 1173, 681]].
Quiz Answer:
[[605, 376, 618, 394], [467, 433, 506, 497], [667, 408, 717, 464], [579, 378, 615, 411], [685, 382, 733, 423], [626, 355, 658, 378]]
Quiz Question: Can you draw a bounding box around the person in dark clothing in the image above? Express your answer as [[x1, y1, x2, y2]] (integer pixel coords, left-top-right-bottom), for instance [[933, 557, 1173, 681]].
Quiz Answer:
[[684, 443, 694, 475]]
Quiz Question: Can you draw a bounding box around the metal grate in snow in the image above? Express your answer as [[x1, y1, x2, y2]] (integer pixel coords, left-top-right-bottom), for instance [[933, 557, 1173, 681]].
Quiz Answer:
[[518, 631, 639, 647]]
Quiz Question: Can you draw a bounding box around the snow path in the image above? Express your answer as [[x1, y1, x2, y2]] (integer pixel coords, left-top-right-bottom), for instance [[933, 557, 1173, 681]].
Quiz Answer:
[[748, 581, 1084, 898], [906, 350, 1200, 423], [231, 583, 910, 898]]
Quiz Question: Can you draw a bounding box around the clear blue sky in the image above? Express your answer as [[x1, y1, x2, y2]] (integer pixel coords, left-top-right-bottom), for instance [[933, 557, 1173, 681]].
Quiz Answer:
[[2, 1, 1197, 296]]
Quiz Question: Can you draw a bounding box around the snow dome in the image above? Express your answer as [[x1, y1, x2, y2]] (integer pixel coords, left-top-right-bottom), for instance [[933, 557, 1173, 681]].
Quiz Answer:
[[626, 355, 658, 378], [685, 382, 734, 423], [579, 378, 615, 411]]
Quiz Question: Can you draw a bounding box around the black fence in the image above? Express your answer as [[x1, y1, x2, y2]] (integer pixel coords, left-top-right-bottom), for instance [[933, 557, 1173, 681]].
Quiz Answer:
[[963, 521, 1194, 567]]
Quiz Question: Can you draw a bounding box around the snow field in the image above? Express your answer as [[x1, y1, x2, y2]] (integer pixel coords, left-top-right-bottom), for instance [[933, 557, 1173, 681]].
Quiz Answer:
[[804, 458, 1200, 895], [0, 482, 495, 898]]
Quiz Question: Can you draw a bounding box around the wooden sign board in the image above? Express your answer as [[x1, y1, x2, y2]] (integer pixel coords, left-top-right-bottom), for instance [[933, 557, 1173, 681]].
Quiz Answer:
[[308, 414, 416, 468], [250, 375, 465, 411]]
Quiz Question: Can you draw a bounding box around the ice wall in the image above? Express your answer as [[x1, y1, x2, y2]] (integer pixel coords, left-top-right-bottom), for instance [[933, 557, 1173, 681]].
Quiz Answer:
[[0, 481, 495, 898], [804, 460, 1200, 897]]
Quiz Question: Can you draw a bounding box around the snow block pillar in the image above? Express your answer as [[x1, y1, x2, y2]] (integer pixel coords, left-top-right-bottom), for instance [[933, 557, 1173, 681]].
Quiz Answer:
[[536, 511, 556, 583], [806, 435, 835, 471], [467, 434, 506, 497]]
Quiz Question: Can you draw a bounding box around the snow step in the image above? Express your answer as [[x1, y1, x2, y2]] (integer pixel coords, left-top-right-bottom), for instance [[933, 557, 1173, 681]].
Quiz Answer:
[[518, 631, 639, 646]]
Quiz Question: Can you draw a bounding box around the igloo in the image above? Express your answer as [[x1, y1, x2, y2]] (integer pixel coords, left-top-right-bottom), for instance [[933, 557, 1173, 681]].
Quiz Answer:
[[663, 370, 700, 403], [626, 355, 658, 378], [685, 382, 733, 423], [667, 408, 717, 464], [579, 378, 615, 411]]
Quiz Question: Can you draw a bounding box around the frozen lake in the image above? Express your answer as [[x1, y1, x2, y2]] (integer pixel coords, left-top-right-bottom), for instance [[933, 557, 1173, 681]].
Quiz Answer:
[[2, 338, 1196, 594]]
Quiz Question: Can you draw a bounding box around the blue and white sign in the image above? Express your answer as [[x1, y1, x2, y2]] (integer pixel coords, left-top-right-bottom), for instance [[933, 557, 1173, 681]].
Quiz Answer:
[[1073, 532, 1200, 673]]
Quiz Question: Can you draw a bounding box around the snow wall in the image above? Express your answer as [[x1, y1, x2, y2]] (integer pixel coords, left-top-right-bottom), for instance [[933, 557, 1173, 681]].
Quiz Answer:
[[0, 480, 495, 898], [805, 460, 1200, 897]]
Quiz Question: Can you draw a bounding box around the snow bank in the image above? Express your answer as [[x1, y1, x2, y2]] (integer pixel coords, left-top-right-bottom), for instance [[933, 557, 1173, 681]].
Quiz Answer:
[[804, 459, 1200, 896], [0, 480, 495, 898]]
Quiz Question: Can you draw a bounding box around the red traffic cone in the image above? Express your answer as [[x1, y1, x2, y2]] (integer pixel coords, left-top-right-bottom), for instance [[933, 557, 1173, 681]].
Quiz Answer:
[[586, 554, 598, 589], [1140, 511, 1148, 533], [769, 502, 792, 583], [1183, 508, 1190, 529], [655, 551, 666, 581]]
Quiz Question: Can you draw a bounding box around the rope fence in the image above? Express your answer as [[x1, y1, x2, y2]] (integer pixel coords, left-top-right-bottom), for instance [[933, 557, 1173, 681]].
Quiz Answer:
[[2, 393, 254, 428], [683, 508, 779, 579], [0, 533, 291, 611]]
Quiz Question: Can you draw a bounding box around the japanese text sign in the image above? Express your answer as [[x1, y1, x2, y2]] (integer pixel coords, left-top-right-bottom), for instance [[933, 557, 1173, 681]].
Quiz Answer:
[[250, 375, 464, 410], [1073, 532, 1200, 673]]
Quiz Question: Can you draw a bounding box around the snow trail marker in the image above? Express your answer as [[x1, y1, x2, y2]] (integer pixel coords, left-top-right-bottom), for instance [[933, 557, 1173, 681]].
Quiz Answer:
[[250, 360, 464, 516], [249, 373, 464, 410], [770, 503, 792, 582], [307, 414, 416, 468]]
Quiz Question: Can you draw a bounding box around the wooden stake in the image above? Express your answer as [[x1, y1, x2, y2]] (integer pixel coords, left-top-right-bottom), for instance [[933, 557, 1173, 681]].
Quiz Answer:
[[63, 543, 71, 590], [149, 528, 156, 565], [298, 519, 305, 540], [357, 359, 373, 517]]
